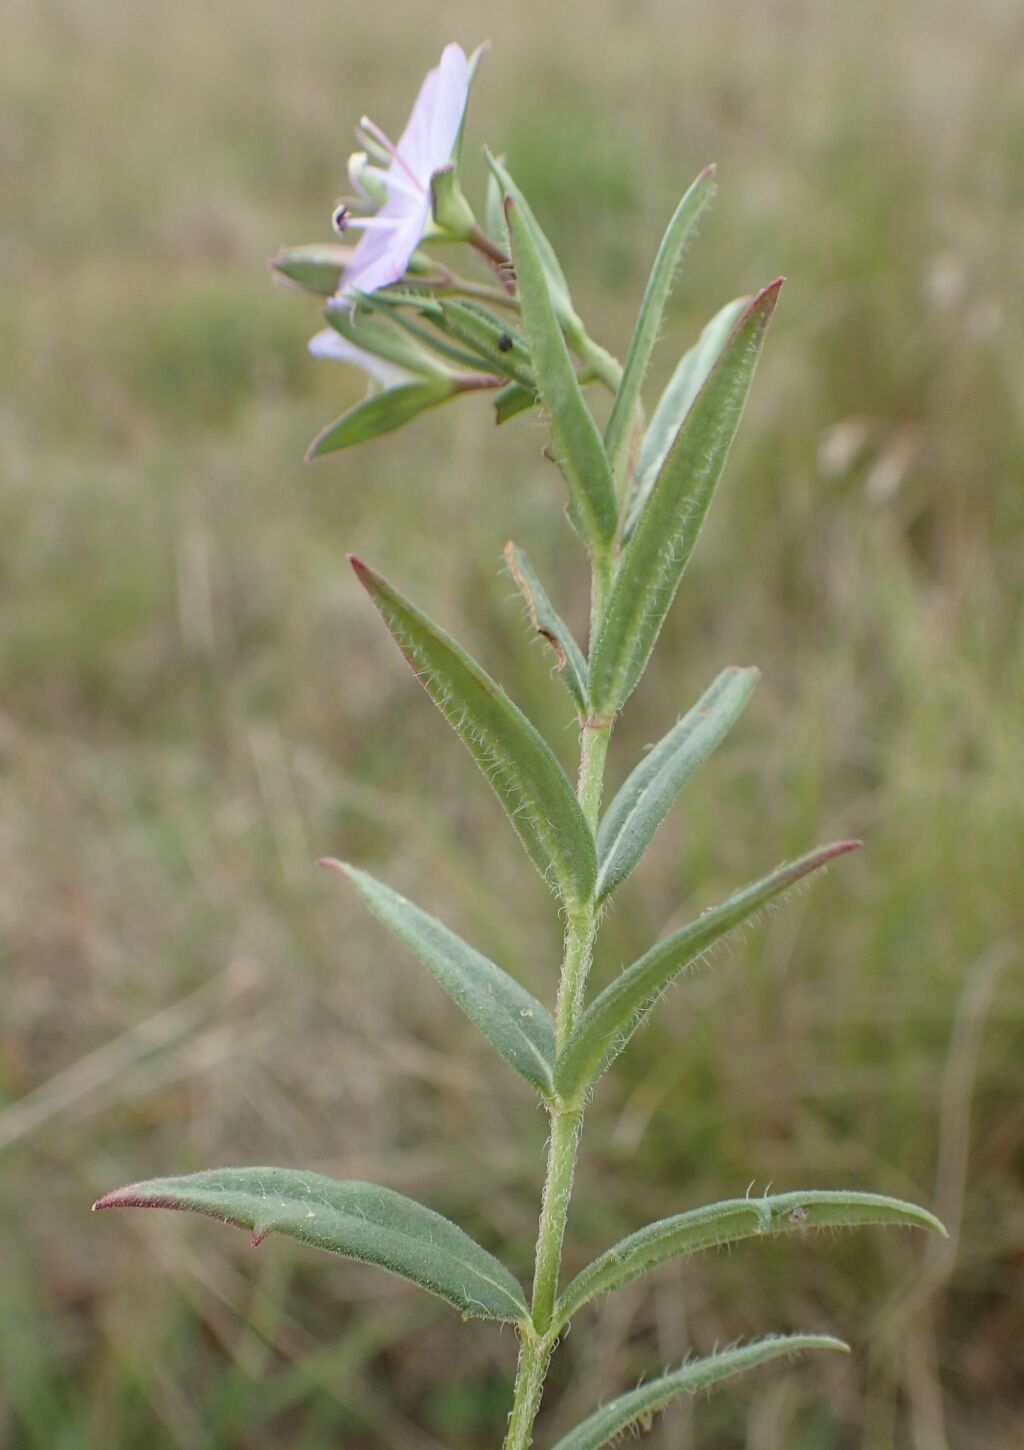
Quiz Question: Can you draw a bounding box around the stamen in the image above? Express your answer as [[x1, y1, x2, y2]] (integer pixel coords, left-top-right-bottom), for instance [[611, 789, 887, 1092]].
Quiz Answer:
[[359, 115, 424, 193]]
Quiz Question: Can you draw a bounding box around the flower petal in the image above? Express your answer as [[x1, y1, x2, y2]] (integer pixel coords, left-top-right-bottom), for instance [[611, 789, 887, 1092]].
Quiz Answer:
[[340, 200, 430, 296], [308, 328, 412, 390], [396, 43, 469, 184]]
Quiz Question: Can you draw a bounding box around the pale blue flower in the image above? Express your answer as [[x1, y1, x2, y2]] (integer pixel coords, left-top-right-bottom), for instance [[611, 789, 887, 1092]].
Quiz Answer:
[[334, 44, 470, 298], [308, 328, 413, 390]]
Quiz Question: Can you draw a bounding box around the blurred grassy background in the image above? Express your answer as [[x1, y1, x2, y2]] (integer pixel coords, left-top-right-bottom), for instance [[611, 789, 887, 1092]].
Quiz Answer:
[[2, 0, 1022, 1445]]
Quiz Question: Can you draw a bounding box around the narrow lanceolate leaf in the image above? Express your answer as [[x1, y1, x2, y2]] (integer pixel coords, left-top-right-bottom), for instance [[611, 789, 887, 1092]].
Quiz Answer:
[[504, 542, 589, 716], [547, 1336, 849, 1450], [596, 665, 759, 900], [555, 1190, 947, 1329], [603, 165, 717, 485], [351, 559, 597, 904], [307, 379, 457, 460], [494, 381, 537, 425], [94, 1169, 528, 1324], [556, 840, 859, 1100], [589, 280, 783, 716], [323, 860, 557, 1097], [505, 198, 618, 549], [627, 293, 750, 536], [326, 306, 448, 378], [484, 150, 577, 329]]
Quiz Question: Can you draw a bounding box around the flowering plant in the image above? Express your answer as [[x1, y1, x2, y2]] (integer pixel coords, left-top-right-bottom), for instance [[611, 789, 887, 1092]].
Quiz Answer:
[[95, 42, 944, 1448]]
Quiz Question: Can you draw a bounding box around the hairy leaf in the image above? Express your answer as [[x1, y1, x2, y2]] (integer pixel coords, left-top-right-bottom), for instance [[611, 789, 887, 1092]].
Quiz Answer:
[[547, 1336, 848, 1450], [484, 150, 577, 329], [627, 294, 750, 535], [505, 198, 618, 550], [556, 1190, 946, 1328], [351, 559, 596, 904], [604, 166, 717, 485], [94, 1168, 527, 1323], [326, 305, 449, 377], [307, 379, 457, 460], [437, 301, 536, 388], [504, 542, 589, 715], [323, 860, 557, 1096], [596, 666, 759, 900], [494, 381, 537, 425], [589, 280, 783, 715], [556, 841, 859, 1100]]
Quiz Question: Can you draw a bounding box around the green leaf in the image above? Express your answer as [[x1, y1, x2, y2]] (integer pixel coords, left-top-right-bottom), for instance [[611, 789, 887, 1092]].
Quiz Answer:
[[627, 293, 750, 536], [484, 150, 577, 330], [326, 305, 449, 378], [94, 1168, 527, 1324], [494, 381, 537, 425], [547, 1336, 849, 1450], [505, 198, 618, 550], [270, 243, 352, 295], [556, 840, 859, 1100], [589, 280, 783, 716], [484, 165, 506, 250], [504, 542, 589, 716], [351, 558, 597, 905], [307, 379, 457, 460], [596, 666, 759, 900], [603, 166, 717, 485], [323, 860, 557, 1097], [437, 301, 536, 388], [555, 1190, 947, 1329]]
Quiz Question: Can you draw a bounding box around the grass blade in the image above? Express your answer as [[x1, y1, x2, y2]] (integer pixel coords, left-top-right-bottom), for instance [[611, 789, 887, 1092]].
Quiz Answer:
[[556, 841, 860, 1100], [351, 558, 597, 905], [94, 1168, 528, 1324], [555, 1190, 947, 1329], [504, 542, 589, 716], [589, 280, 783, 716], [306, 379, 457, 460], [627, 293, 750, 535], [547, 1335, 849, 1450], [505, 197, 618, 549], [323, 860, 557, 1097], [603, 166, 717, 484], [596, 665, 759, 900]]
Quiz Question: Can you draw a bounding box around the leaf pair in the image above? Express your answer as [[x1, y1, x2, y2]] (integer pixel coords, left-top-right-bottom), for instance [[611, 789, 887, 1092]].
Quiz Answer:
[[94, 1168, 528, 1326]]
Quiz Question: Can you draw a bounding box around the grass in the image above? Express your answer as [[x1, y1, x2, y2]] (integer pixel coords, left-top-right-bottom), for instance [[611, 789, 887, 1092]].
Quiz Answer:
[[1, 0, 1022, 1445]]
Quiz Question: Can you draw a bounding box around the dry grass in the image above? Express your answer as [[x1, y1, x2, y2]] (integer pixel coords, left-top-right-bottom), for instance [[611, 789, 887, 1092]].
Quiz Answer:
[[1, 0, 1022, 1445]]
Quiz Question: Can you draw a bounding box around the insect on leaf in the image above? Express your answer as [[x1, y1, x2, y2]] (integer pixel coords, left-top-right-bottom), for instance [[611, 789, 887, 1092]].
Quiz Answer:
[[546, 1336, 849, 1450], [323, 860, 557, 1097], [555, 1189, 946, 1329], [596, 665, 760, 900], [589, 280, 783, 716], [351, 558, 597, 905], [94, 1168, 528, 1324], [556, 841, 860, 1100]]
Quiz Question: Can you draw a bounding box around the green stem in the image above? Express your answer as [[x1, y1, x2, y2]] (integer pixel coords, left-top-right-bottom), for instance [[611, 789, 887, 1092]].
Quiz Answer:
[[503, 702, 612, 1450]]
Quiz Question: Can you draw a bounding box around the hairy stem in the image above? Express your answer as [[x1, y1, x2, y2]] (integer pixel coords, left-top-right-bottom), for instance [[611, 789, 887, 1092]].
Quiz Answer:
[[504, 694, 612, 1449]]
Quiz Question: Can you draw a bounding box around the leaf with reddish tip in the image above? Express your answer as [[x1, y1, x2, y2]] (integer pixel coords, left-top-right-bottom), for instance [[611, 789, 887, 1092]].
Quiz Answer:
[[94, 1168, 528, 1324], [351, 558, 596, 905], [589, 280, 784, 716], [547, 1335, 849, 1450], [555, 841, 860, 1101]]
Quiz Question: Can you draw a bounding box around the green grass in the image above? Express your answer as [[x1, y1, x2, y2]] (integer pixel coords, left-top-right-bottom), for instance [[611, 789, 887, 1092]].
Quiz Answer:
[[2, 1, 1022, 1446]]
